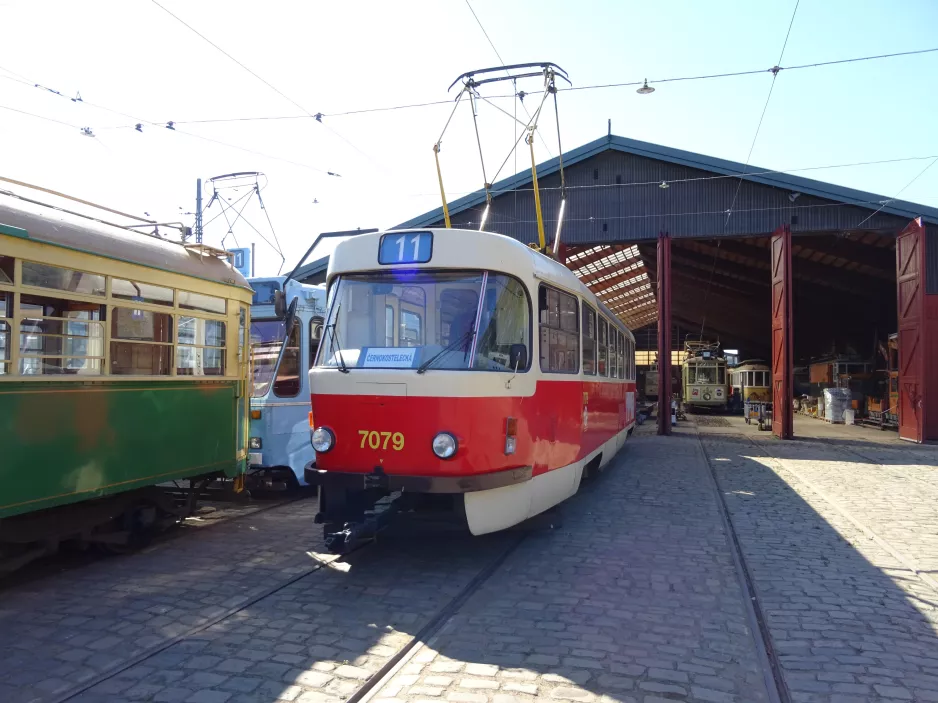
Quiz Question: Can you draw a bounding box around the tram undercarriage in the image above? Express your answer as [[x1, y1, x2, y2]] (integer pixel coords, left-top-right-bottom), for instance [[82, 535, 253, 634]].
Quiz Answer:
[[312, 480, 464, 553], [0, 475, 235, 574], [306, 462, 538, 553]]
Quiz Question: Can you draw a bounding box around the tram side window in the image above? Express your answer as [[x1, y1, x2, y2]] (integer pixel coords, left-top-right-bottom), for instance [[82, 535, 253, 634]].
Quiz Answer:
[[273, 324, 301, 397], [0, 255, 13, 285], [538, 285, 578, 374], [610, 326, 618, 379], [21, 261, 105, 297], [177, 316, 226, 376], [310, 316, 324, 368], [581, 303, 596, 375], [718, 365, 726, 385], [112, 278, 173, 306], [0, 291, 10, 375], [110, 308, 173, 376], [18, 294, 105, 375], [179, 290, 226, 315], [623, 336, 629, 380], [598, 318, 607, 376], [474, 274, 531, 372], [626, 336, 632, 380]]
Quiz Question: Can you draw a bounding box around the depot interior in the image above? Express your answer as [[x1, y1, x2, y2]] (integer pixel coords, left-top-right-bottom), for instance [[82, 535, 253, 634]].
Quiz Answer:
[[391, 134, 938, 436]]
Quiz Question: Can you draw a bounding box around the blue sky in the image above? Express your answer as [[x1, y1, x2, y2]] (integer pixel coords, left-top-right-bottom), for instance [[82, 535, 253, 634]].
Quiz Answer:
[[1, 0, 936, 275]]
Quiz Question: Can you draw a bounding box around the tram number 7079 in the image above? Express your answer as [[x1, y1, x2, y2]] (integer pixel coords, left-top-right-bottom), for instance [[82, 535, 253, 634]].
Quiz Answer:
[[358, 430, 405, 451]]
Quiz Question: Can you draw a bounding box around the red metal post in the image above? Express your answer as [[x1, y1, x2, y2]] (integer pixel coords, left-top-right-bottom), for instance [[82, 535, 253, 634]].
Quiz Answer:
[[896, 218, 930, 442], [657, 232, 672, 435], [770, 225, 793, 439]]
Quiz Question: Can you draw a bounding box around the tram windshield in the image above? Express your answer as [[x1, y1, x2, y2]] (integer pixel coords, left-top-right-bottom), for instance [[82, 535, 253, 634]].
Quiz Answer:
[[687, 362, 725, 385], [251, 319, 287, 396], [317, 271, 530, 372]]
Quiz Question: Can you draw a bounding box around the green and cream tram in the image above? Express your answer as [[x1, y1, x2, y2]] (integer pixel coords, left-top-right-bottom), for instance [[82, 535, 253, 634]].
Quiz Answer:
[[681, 340, 728, 412], [0, 193, 253, 570]]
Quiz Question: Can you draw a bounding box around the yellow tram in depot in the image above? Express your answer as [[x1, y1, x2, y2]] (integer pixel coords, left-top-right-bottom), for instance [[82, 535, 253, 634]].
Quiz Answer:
[[731, 359, 773, 429], [0, 190, 253, 572], [681, 340, 728, 413]]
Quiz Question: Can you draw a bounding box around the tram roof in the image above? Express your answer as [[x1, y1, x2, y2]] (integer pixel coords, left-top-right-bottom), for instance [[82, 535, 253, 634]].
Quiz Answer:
[[0, 195, 251, 290], [328, 227, 634, 338]]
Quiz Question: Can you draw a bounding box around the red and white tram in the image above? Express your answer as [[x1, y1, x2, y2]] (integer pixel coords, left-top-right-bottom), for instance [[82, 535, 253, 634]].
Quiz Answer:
[[305, 228, 636, 551]]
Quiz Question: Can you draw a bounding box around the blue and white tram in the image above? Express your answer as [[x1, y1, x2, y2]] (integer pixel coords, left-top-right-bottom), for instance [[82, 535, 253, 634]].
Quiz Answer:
[[247, 277, 327, 490]]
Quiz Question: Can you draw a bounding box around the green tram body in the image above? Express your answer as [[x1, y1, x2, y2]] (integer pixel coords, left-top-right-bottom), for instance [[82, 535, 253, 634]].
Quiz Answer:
[[0, 196, 253, 548], [681, 342, 729, 412]]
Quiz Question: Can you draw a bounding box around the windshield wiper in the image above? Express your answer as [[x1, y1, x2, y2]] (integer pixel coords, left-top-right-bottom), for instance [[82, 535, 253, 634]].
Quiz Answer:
[[417, 326, 475, 374], [323, 323, 350, 374]]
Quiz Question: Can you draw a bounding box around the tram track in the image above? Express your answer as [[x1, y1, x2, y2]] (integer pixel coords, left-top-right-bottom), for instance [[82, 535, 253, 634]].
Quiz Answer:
[[692, 427, 790, 703], [748, 436, 938, 598], [50, 519, 526, 703], [1, 488, 312, 589]]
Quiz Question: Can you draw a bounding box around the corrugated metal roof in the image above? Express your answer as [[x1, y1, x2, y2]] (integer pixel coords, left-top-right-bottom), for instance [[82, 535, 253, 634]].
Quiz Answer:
[[396, 134, 938, 231], [293, 255, 330, 283]]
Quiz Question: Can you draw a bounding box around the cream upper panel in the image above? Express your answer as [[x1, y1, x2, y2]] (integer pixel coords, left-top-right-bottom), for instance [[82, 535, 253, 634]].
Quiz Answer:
[[327, 228, 633, 341], [0, 197, 251, 292]]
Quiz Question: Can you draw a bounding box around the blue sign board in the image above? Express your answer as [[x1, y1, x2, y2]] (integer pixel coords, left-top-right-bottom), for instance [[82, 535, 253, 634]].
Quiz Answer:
[[227, 247, 251, 277], [378, 232, 433, 265]]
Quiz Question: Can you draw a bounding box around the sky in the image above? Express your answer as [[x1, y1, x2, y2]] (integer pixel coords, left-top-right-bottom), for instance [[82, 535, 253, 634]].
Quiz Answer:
[[1, 0, 937, 277]]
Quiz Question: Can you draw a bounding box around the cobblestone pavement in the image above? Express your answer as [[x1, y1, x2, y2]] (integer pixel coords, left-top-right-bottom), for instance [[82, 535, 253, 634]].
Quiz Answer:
[[8, 422, 938, 703], [0, 499, 328, 703], [368, 432, 774, 703], [70, 525, 513, 703], [703, 429, 938, 703]]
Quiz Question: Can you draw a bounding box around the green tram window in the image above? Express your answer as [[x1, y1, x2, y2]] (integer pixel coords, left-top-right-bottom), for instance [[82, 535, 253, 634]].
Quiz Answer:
[[0, 256, 13, 285], [22, 261, 105, 297], [112, 278, 173, 306], [18, 294, 104, 375], [177, 317, 226, 376], [179, 290, 226, 315], [110, 308, 173, 376], [0, 290, 9, 375]]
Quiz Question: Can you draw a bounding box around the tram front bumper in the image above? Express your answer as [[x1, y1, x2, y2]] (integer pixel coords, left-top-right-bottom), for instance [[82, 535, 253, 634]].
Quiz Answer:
[[303, 461, 532, 494]]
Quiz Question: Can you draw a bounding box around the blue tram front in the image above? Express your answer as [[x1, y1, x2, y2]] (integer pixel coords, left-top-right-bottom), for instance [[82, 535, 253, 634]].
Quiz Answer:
[[247, 277, 326, 490]]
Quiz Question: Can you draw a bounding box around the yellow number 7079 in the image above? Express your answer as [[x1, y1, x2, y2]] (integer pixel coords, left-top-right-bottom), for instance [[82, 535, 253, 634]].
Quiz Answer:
[[358, 430, 405, 451]]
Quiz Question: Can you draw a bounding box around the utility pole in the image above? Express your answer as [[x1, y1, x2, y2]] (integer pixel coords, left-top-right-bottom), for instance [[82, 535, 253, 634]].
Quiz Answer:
[[195, 178, 203, 244]]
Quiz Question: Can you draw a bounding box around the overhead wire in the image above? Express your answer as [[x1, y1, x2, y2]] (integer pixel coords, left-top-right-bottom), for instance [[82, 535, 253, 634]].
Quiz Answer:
[[399, 153, 938, 199], [5, 46, 936, 131], [149, 0, 311, 119], [704, 0, 799, 341], [463, 0, 553, 158], [445, 195, 904, 227], [0, 103, 81, 129], [854, 156, 938, 229], [149, 0, 380, 175], [725, 0, 800, 227]]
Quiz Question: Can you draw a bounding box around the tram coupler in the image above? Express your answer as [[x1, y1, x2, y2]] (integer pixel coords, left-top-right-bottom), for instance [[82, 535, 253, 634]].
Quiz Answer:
[[322, 504, 398, 554]]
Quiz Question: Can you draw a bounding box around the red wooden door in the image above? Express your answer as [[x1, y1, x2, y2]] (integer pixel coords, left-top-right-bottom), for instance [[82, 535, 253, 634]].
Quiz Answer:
[[657, 232, 672, 436], [896, 218, 925, 442], [770, 225, 793, 439]]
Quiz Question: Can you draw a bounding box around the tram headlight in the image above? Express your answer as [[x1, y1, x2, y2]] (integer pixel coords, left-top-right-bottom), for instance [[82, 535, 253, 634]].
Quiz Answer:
[[432, 432, 458, 459], [311, 427, 335, 453], [249, 437, 262, 450]]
